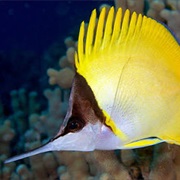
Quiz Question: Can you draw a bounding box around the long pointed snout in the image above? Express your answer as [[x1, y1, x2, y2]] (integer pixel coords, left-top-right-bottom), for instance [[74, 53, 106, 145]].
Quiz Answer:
[[4, 140, 54, 163], [5, 123, 97, 163]]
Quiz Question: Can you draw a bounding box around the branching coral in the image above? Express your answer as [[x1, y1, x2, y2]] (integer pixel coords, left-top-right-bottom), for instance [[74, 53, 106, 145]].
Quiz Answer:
[[0, 120, 15, 157], [114, 0, 145, 14], [47, 37, 76, 89]]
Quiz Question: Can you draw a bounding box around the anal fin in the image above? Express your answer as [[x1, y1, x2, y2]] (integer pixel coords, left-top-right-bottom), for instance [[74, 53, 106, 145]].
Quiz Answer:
[[123, 137, 164, 149]]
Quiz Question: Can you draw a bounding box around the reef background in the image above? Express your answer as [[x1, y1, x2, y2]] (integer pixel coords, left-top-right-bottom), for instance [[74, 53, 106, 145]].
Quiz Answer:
[[0, 0, 180, 179]]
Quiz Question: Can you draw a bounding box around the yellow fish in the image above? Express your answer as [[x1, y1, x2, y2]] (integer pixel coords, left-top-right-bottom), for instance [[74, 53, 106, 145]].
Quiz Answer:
[[5, 6, 180, 163]]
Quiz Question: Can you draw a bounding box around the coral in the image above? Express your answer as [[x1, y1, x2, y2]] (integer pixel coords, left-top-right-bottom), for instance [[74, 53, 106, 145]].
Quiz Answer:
[[147, 0, 166, 21], [0, 120, 15, 157], [47, 36, 76, 89], [16, 164, 33, 179], [90, 151, 131, 179], [10, 88, 41, 116], [149, 143, 176, 179], [114, 0, 144, 14], [55, 151, 91, 179], [42, 88, 68, 136], [47, 67, 75, 89]]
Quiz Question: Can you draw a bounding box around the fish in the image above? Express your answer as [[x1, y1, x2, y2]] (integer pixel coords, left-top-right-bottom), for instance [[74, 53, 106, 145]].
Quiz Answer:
[[5, 6, 180, 163]]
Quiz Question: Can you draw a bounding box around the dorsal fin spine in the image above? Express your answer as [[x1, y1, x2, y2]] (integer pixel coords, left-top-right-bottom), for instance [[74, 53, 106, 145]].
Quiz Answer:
[[117, 9, 130, 46], [77, 21, 85, 69], [85, 9, 96, 56], [124, 12, 139, 53], [110, 8, 122, 46], [93, 8, 106, 53], [127, 12, 137, 39], [133, 13, 142, 41], [101, 7, 114, 50]]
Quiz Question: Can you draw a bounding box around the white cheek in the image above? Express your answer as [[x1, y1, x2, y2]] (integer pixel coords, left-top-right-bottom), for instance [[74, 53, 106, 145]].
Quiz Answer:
[[52, 123, 102, 151], [95, 124, 122, 150]]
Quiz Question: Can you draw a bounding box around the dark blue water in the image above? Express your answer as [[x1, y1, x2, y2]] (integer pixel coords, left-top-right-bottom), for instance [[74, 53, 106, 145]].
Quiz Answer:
[[0, 1, 114, 52], [0, 1, 113, 114]]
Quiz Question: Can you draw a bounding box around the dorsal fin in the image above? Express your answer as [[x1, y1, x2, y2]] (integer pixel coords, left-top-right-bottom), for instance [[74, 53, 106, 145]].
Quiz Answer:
[[75, 6, 180, 78]]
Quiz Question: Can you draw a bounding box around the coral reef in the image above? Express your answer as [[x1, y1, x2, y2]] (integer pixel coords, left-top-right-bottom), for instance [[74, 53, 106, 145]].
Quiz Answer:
[[1, 0, 180, 179], [114, 0, 145, 14], [47, 36, 76, 89]]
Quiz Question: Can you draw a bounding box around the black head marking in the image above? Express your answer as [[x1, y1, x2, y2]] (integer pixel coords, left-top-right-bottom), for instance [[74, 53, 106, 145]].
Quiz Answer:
[[54, 73, 105, 139], [71, 73, 105, 124]]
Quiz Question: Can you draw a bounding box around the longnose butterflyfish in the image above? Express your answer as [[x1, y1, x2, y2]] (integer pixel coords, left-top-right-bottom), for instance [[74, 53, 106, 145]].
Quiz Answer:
[[5, 6, 180, 163]]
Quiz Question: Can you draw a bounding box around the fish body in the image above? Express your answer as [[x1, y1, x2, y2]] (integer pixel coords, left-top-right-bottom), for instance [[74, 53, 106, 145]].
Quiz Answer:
[[76, 7, 180, 147], [5, 6, 180, 163]]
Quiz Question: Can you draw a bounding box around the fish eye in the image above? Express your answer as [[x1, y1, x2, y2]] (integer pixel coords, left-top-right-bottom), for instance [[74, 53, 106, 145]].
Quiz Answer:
[[66, 117, 84, 132]]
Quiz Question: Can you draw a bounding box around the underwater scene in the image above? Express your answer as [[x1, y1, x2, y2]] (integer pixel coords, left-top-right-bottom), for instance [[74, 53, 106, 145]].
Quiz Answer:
[[0, 0, 180, 179]]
